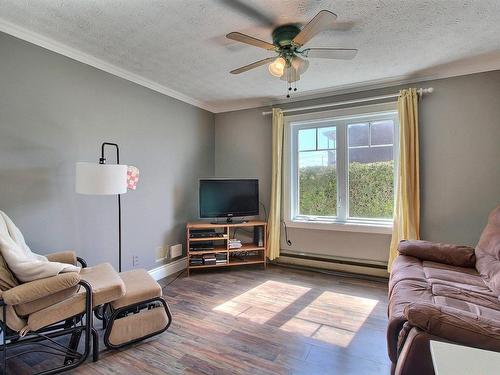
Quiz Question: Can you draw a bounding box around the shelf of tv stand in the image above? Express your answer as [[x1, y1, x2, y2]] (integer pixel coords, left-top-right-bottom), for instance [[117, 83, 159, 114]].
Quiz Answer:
[[189, 245, 265, 255], [189, 236, 228, 242], [229, 244, 265, 252], [189, 247, 228, 255], [186, 221, 267, 276], [188, 256, 265, 269]]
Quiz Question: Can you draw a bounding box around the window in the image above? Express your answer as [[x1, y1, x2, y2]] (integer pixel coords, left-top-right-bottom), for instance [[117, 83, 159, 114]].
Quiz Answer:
[[286, 104, 398, 232]]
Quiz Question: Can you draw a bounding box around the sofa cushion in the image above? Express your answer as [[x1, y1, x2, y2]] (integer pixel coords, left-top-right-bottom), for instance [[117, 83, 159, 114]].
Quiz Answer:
[[389, 255, 427, 294], [422, 261, 486, 287], [431, 283, 499, 310], [404, 303, 500, 352], [398, 240, 476, 267], [432, 296, 500, 320], [475, 205, 500, 296], [387, 278, 433, 362]]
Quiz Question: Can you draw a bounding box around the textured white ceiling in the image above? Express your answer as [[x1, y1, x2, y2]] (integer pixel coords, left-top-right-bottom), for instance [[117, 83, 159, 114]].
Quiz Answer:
[[1, 0, 500, 112]]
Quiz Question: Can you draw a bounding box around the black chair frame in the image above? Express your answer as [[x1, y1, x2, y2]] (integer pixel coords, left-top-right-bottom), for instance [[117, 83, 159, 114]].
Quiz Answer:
[[0, 257, 98, 375]]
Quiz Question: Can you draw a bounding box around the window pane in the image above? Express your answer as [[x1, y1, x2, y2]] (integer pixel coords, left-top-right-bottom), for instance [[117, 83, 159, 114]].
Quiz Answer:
[[298, 150, 337, 216], [348, 147, 394, 219], [371, 120, 394, 145], [298, 128, 316, 151], [317, 126, 336, 150], [348, 123, 369, 147]]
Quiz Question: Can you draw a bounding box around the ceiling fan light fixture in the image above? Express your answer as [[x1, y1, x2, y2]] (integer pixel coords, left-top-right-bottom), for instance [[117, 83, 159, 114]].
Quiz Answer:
[[268, 57, 286, 77]]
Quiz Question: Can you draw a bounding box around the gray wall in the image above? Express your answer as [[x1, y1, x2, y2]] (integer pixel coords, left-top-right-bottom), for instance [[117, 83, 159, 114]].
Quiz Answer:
[[0, 32, 215, 271], [215, 70, 500, 263]]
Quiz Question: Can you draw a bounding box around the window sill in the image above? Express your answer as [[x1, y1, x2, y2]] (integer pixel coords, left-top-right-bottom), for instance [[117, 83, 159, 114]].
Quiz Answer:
[[286, 219, 393, 234]]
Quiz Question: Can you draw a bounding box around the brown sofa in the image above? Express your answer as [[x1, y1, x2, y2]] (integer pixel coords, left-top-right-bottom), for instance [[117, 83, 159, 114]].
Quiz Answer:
[[387, 205, 500, 375]]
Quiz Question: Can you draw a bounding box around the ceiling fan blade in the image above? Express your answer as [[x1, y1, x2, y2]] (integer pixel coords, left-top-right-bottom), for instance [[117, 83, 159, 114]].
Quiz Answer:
[[302, 48, 358, 60], [292, 10, 338, 47], [230, 57, 276, 74], [226, 32, 275, 51], [218, 0, 275, 27]]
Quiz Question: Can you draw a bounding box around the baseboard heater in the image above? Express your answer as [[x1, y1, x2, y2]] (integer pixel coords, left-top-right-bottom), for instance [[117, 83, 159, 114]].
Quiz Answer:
[[278, 251, 388, 270]]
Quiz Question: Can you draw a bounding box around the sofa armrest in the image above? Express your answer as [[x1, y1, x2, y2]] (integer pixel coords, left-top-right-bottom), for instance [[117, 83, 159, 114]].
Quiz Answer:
[[404, 303, 500, 352], [46, 251, 77, 266], [2, 272, 81, 306], [398, 240, 475, 267]]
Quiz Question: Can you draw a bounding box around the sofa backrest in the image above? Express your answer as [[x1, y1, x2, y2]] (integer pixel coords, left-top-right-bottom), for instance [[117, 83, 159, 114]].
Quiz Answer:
[[475, 205, 500, 296]]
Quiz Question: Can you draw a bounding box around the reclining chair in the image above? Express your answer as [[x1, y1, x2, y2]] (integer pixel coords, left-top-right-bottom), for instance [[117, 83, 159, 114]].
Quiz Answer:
[[0, 250, 172, 374]]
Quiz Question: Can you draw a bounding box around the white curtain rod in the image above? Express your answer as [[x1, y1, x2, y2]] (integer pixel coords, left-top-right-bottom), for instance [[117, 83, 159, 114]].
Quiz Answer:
[[262, 87, 434, 116]]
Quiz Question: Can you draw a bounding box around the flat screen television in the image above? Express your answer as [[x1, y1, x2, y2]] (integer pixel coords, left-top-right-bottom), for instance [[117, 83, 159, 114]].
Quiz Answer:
[[199, 178, 259, 222]]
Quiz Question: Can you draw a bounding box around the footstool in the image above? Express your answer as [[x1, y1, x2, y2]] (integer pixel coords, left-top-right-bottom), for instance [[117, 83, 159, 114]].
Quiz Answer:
[[102, 268, 172, 349]]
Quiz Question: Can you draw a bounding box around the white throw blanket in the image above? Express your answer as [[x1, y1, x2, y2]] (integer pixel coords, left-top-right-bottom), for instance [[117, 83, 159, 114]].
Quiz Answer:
[[0, 211, 80, 282]]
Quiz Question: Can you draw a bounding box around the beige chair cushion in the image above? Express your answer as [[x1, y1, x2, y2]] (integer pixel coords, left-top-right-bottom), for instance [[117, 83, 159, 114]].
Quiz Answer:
[[2, 272, 80, 306], [27, 263, 125, 331], [46, 251, 77, 266], [0, 291, 27, 332], [111, 269, 162, 309], [80, 263, 125, 306], [107, 307, 168, 346], [0, 253, 19, 291], [15, 286, 79, 317]]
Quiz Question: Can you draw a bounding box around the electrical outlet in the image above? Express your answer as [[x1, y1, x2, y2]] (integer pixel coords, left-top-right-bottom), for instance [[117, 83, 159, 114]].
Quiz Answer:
[[170, 244, 182, 259], [155, 246, 165, 263], [132, 255, 140, 267]]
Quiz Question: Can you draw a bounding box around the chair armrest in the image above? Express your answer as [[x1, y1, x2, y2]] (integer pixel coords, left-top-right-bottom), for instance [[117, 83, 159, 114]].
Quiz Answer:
[[404, 303, 500, 352], [2, 272, 81, 306], [46, 251, 77, 266], [77, 257, 87, 268], [398, 240, 475, 267]]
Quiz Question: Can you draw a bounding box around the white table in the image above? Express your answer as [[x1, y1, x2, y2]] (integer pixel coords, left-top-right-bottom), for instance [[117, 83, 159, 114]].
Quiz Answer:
[[430, 340, 500, 375]]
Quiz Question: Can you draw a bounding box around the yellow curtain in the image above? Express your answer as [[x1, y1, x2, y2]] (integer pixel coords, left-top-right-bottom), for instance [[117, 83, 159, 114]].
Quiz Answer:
[[388, 89, 420, 271], [268, 108, 284, 261]]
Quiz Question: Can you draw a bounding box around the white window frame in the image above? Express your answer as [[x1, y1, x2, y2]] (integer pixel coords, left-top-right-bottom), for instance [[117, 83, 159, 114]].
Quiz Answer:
[[283, 102, 399, 234]]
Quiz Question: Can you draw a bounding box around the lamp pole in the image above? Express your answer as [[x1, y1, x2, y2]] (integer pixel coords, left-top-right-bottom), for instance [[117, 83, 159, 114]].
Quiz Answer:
[[100, 142, 122, 272]]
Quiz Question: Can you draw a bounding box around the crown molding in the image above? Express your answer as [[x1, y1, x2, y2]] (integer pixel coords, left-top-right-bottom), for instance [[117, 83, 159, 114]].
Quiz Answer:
[[0, 18, 218, 113]]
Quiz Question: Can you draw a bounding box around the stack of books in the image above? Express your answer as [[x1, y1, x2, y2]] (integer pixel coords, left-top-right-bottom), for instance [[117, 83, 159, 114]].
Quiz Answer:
[[229, 238, 242, 249], [215, 253, 227, 265], [202, 253, 216, 265], [189, 256, 203, 266]]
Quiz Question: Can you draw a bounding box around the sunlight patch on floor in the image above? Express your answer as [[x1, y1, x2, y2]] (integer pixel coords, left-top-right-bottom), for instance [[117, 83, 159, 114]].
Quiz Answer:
[[213, 280, 311, 320], [213, 280, 379, 348], [287, 291, 379, 347]]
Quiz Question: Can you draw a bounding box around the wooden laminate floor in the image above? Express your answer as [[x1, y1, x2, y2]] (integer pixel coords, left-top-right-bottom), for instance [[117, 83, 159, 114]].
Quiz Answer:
[[11, 265, 391, 375]]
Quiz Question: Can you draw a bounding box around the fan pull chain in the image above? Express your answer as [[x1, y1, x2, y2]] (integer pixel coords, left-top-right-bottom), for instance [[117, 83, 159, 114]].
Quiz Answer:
[[286, 68, 291, 98]]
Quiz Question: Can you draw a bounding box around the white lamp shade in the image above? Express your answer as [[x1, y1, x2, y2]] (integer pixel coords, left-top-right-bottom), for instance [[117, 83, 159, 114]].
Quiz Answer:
[[76, 162, 128, 195]]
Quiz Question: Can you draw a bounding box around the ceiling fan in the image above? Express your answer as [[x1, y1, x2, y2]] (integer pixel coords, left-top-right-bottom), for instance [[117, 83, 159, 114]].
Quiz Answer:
[[226, 10, 358, 97]]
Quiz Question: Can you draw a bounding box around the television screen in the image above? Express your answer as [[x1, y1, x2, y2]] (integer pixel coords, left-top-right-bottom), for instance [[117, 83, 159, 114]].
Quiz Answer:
[[199, 179, 259, 219]]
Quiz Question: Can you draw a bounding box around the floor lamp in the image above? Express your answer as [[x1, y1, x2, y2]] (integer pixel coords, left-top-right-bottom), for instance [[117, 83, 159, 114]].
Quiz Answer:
[[76, 143, 127, 272]]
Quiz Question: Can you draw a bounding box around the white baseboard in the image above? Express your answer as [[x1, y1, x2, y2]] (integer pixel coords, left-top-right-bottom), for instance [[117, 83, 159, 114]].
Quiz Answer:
[[148, 257, 187, 281]]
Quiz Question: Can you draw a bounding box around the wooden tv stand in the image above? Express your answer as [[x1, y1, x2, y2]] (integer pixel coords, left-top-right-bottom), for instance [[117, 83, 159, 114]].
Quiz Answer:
[[186, 221, 267, 276]]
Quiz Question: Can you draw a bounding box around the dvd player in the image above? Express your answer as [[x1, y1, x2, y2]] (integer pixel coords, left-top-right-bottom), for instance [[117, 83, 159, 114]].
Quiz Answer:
[[190, 229, 226, 239]]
